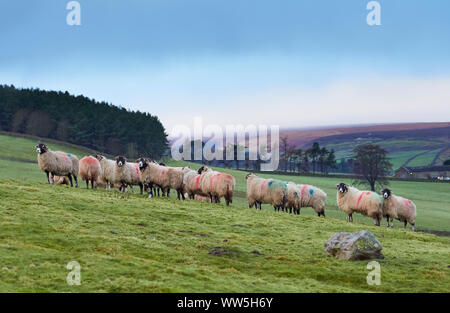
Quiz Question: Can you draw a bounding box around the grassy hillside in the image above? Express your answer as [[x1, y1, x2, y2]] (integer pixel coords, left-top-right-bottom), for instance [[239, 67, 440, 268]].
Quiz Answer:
[[1, 180, 449, 292], [1, 133, 449, 292], [1, 133, 450, 232], [168, 160, 450, 233]]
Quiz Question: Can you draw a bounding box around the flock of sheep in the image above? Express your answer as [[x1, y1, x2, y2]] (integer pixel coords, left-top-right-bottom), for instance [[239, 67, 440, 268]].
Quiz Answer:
[[35, 143, 417, 231]]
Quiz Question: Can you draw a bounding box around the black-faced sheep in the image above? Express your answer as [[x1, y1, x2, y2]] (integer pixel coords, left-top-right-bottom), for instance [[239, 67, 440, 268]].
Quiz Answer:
[[114, 156, 143, 194], [138, 158, 171, 198], [336, 183, 383, 226], [36, 143, 79, 187], [182, 166, 209, 200], [381, 188, 417, 231]]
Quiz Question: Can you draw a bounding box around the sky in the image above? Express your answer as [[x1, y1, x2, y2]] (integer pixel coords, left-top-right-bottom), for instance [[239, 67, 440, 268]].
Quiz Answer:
[[1, 0, 450, 135]]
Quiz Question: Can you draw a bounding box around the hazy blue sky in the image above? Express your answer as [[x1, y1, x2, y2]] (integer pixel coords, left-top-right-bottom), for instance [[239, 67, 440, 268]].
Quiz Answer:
[[1, 0, 450, 133]]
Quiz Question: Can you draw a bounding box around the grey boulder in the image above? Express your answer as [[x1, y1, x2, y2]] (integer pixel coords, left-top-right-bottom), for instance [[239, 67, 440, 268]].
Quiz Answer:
[[324, 230, 384, 261]]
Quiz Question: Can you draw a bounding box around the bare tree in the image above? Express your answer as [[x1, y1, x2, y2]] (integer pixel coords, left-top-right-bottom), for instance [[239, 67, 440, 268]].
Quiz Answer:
[[280, 135, 289, 171], [353, 144, 392, 191]]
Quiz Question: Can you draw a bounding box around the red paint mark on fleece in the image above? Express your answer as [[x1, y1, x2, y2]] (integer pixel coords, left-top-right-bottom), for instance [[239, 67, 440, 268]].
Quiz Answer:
[[301, 185, 308, 198], [209, 173, 221, 190], [57, 152, 70, 161], [357, 192, 371, 208], [194, 175, 201, 189], [83, 156, 97, 165], [132, 163, 139, 176], [260, 181, 267, 192], [403, 198, 412, 215]]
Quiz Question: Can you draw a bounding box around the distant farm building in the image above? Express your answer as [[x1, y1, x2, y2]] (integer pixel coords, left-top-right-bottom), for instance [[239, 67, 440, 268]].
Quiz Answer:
[[394, 166, 450, 180]]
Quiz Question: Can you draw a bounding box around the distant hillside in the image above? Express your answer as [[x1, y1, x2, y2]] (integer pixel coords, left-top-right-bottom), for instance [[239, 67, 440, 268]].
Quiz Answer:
[[300, 125, 450, 170], [281, 122, 450, 147], [0, 85, 168, 158]]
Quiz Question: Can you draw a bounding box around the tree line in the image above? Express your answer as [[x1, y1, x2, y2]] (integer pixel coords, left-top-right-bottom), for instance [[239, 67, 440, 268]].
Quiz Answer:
[[0, 85, 168, 158], [280, 137, 337, 174]]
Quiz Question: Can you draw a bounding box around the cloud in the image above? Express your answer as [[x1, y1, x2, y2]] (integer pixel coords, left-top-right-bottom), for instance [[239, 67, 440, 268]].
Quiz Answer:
[[164, 77, 450, 135]]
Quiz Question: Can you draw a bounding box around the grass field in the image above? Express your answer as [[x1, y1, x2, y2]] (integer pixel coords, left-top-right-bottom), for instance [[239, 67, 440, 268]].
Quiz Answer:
[[0, 134, 449, 292]]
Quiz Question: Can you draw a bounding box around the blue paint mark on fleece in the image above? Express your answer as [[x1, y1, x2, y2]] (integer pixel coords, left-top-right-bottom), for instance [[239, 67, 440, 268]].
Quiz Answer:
[[309, 189, 314, 196], [67, 153, 72, 157], [268, 180, 287, 188]]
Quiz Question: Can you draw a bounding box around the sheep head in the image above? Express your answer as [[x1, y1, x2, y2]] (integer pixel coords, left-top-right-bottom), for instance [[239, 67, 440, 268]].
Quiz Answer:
[[36, 143, 48, 154], [337, 183, 348, 194], [115, 156, 126, 167], [95, 155, 105, 161], [245, 173, 255, 180], [137, 157, 148, 170], [197, 166, 209, 174], [381, 188, 392, 199]]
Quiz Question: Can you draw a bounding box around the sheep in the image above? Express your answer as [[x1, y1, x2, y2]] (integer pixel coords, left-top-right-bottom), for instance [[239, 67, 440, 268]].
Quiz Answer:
[[137, 158, 171, 198], [36, 143, 79, 187], [79, 156, 103, 189], [114, 156, 143, 194], [49, 174, 70, 185], [296, 184, 327, 217], [95, 155, 118, 190], [198, 166, 235, 206], [245, 173, 287, 211], [285, 182, 301, 214], [381, 188, 416, 231], [194, 195, 212, 202], [167, 166, 185, 200], [336, 183, 383, 226], [181, 166, 209, 199]]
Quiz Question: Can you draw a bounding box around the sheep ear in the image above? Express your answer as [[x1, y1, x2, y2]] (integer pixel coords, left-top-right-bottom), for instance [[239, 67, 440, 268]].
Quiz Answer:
[[336, 184, 340, 187]]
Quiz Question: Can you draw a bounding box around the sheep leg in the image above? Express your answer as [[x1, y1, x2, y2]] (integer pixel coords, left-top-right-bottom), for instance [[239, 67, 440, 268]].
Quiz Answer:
[[411, 223, 415, 232], [73, 175, 78, 188], [390, 218, 394, 228], [180, 189, 185, 200], [148, 183, 153, 198], [45, 171, 50, 184], [91, 179, 95, 189], [403, 220, 407, 229], [50, 172, 56, 185], [386, 216, 390, 227], [373, 216, 380, 226], [85, 179, 89, 189], [348, 214, 353, 222], [67, 174, 73, 187], [139, 183, 143, 195]]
